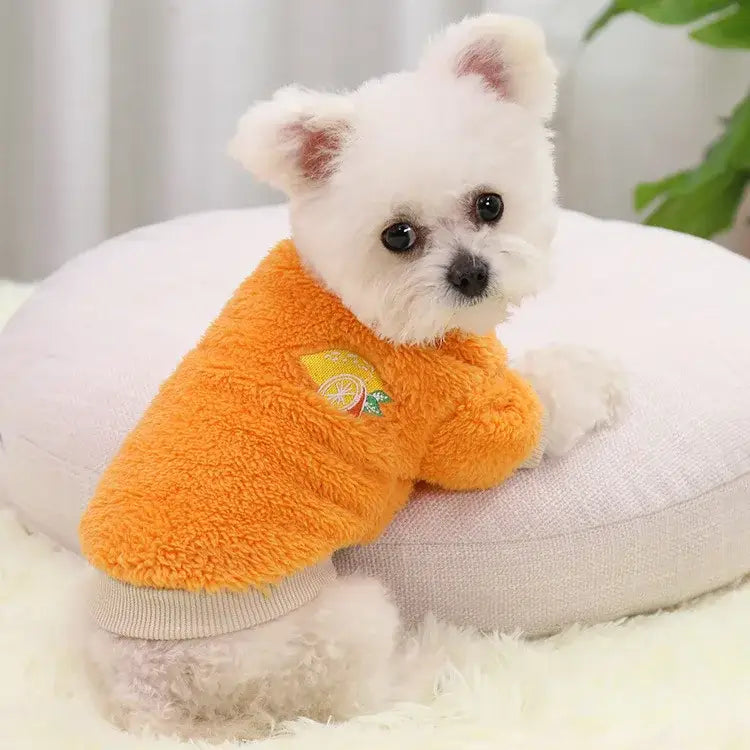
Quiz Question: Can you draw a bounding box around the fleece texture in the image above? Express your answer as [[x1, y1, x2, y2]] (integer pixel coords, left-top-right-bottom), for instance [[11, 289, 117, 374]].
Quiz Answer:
[[2, 275, 750, 748], [79, 240, 542, 592], [3, 506, 750, 750]]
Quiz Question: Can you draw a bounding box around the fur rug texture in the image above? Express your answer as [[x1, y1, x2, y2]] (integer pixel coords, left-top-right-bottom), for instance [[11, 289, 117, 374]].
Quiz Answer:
[[0, 279, 33, 323], [1, 282, 748, 749]]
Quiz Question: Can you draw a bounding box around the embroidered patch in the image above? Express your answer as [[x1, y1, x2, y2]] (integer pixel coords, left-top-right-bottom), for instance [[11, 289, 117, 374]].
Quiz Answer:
[[300, 349, 392, 417]]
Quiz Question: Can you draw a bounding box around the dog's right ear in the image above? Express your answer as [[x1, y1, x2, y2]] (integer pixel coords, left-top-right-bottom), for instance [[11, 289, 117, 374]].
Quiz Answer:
[[228, 86, 354, 195], [419, 14, 557, 121]]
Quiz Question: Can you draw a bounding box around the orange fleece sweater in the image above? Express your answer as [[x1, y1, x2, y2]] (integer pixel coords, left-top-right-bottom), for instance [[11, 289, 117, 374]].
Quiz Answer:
[[79, 240, 543, 592]]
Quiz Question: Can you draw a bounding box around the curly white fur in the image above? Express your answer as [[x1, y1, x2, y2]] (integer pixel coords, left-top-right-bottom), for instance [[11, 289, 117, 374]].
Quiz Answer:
[[85, 341, 627, 743], [86, 577, 401, 743], [513, 345, 627, 456], [2, 501, 746, 750], [229, 14, 558, 346], [87, 13, 626, 743]]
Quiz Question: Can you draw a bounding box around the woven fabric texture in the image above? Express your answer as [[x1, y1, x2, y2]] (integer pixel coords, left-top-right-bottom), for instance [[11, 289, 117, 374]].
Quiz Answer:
[[1, 206, 748, 633]]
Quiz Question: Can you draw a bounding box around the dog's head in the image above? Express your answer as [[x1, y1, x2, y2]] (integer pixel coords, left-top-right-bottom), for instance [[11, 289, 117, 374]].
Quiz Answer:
[[230, 14, 558, 345]]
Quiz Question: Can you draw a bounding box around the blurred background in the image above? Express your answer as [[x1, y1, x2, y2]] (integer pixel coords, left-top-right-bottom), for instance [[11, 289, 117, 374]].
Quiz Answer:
[[1, 0, 748, 279]]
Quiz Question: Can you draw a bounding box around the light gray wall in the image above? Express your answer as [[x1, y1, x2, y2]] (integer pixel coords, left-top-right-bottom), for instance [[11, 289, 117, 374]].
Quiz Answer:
[[1, 0, 748, 279]]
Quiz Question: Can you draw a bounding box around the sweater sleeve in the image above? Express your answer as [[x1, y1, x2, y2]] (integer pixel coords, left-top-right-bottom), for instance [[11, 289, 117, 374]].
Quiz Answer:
[[419, 368, 545, 491]]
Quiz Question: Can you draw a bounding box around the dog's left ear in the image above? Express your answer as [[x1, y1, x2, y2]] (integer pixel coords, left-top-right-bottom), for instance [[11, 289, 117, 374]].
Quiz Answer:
[[419, 14, 557, 121]]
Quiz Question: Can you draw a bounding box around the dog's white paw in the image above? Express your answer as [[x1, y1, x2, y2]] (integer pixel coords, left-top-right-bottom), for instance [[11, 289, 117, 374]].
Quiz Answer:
[[513, 345, 626, 457]]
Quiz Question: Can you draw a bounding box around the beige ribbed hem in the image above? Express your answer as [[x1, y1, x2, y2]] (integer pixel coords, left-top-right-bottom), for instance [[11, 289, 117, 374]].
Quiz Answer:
[[92, 559, 337, 640], [520, 409, 547, 469]]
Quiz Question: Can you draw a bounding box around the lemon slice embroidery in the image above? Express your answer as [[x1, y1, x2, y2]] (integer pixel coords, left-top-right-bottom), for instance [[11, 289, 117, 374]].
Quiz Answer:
[[300, 349, 392, 417]]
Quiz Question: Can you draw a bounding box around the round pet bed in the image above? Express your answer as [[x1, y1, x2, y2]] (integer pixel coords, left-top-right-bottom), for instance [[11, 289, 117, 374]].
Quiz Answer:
[[0, 205, 747, 635]]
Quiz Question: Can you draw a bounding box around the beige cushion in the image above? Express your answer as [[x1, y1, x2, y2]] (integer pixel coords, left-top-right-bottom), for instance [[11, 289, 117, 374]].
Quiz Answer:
[[0, 206, 748, 635]]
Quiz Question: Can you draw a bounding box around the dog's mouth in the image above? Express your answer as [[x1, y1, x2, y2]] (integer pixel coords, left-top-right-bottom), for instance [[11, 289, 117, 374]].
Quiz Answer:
[[449, 291, 487, 308], [445, 275, 501, 309]]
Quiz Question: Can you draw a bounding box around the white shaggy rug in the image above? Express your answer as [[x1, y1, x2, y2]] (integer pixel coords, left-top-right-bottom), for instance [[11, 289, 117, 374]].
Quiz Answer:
[[1, 282, 749, 749], [0, 279, 33, 323]]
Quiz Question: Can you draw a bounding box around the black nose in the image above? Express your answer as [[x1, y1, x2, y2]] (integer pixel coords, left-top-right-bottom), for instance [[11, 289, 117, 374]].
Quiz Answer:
[[447, 253, 489, 298]]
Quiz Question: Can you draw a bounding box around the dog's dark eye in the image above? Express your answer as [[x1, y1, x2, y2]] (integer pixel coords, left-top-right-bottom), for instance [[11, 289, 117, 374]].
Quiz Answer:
[[475, 193, 504, 223], [381, 222, 417, 253]]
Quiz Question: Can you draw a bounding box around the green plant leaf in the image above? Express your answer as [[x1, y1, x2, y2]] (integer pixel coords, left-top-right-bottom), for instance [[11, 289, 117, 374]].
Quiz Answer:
[[635, 0, 736, 24], [692, 93, 750, 177], [584, 2, 627, 40], [643, 169, 749, 237], [635, 93, 750, 214], [585, 0, 735, 38], [690, 6, 750, 47], [584, 4, 750, 239], [634, 170, 691, 210]]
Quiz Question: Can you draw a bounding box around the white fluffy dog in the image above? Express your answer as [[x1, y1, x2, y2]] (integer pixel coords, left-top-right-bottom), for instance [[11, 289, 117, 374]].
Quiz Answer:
[[87, 14, 624, 742]]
